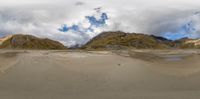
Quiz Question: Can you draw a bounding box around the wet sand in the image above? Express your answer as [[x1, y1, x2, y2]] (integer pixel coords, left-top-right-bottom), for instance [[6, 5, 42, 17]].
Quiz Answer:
[[0, 50, 200, 99]]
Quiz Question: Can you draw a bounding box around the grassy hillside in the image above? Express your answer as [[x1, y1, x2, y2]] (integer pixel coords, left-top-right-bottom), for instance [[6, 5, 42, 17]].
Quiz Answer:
[[0, 34, 66, 50], [175, 38, 200, 49], [82, 31, 174, 50]]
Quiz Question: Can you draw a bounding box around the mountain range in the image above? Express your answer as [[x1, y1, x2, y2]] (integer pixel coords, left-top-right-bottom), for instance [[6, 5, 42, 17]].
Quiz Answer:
[[82, 31, 200, 50], [1, 32, 200, 50]]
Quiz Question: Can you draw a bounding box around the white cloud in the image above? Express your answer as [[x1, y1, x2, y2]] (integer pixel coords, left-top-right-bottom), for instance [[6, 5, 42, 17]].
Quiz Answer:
[[0, 0, 200, 46]]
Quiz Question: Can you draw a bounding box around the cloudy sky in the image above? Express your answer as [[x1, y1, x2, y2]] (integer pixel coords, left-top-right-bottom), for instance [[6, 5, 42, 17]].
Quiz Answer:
[[0, 0, 200, 46]]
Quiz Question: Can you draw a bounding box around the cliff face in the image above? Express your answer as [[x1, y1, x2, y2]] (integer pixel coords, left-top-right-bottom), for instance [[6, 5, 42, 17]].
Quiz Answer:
[[0, 34, 66, 50]]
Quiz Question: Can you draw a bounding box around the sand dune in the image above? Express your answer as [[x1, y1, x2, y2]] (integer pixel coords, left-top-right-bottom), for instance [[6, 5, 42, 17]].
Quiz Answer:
[[0, 50, 200, 99]]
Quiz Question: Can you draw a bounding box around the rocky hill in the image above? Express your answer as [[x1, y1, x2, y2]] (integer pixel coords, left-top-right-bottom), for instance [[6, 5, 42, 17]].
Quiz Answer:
[[1, 32, 200, 50], [0, 34, 66, 50], [175, 38, 200, 49], [82, 31, 174, 50], [82, 31, 200, 50]]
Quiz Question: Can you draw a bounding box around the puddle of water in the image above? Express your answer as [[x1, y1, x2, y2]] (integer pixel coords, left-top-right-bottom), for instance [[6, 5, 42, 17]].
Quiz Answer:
[[164, 57, 182, 61], [161, 55, 189, 61]]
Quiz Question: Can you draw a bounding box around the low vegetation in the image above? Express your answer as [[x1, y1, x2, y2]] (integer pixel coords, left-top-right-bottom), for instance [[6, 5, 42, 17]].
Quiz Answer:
[[0, 34, 66, 50], [1, 32, 200, 50], [82, 31, 174, 50], [82, 31, 200, 50]]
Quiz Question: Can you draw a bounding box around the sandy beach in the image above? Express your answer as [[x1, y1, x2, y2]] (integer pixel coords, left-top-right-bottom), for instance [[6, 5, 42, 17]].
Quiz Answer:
[[0, 50, 200, 99]]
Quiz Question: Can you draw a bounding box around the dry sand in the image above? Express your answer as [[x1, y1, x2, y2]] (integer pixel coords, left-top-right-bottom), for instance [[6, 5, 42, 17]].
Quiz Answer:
[[0, 49, 200, 99]]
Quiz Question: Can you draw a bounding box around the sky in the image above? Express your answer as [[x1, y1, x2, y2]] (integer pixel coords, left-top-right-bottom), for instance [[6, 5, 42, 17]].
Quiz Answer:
[[0, 0, 200, 46]]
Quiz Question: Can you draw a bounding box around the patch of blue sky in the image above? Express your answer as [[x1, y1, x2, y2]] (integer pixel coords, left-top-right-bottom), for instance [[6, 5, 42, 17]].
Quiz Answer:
[[86, 12, 108, 27], [58, 12, 108, 33], [163, 32, 190, 40], [163, 21, 196, 40], [58, 24, 81, 32]]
